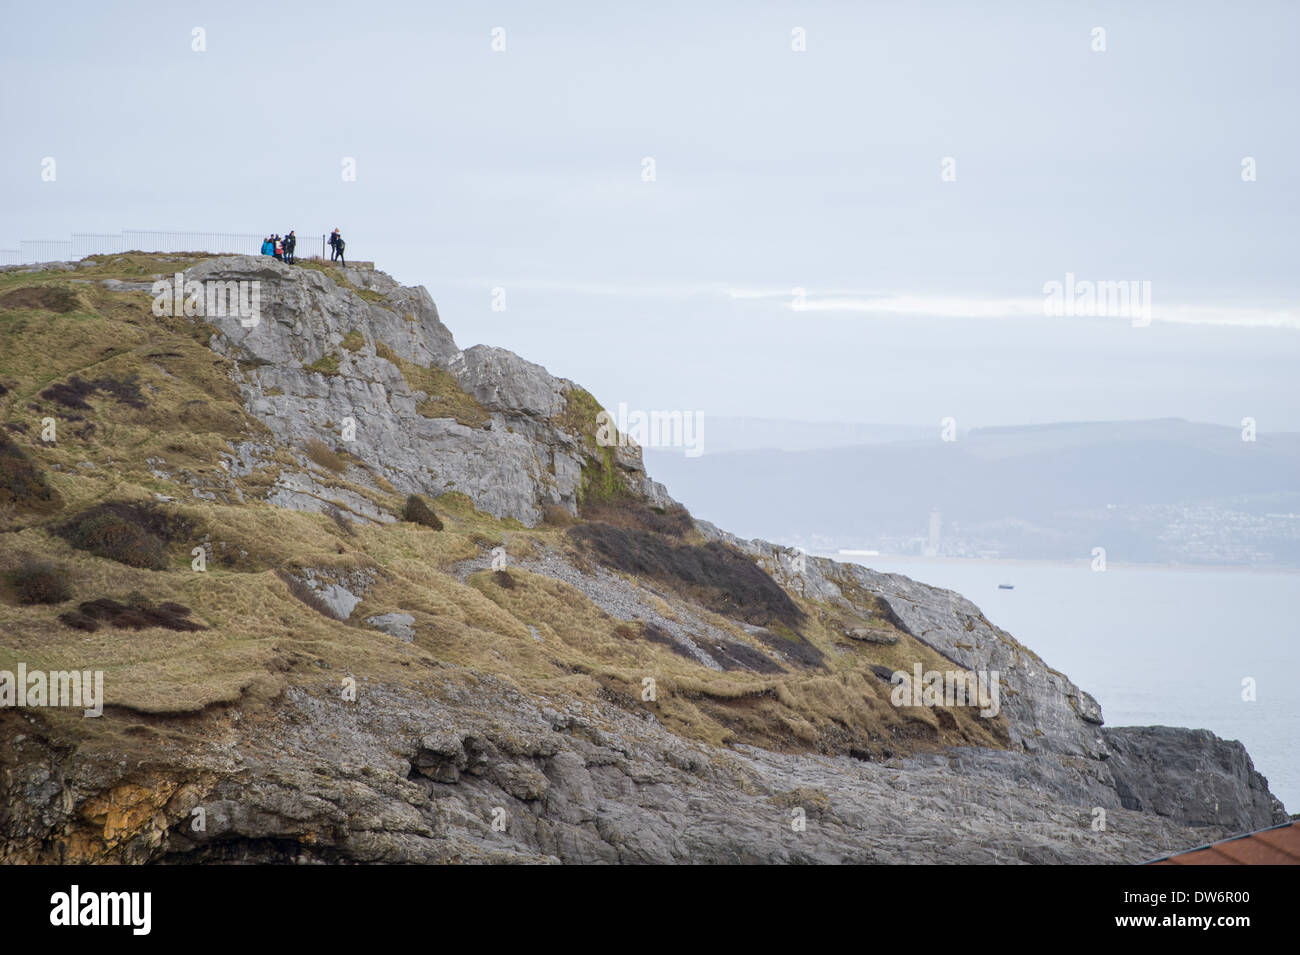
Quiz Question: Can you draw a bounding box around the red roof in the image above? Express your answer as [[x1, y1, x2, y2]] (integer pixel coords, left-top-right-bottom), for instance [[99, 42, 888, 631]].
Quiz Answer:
[[1148, 820, 1300, 865]]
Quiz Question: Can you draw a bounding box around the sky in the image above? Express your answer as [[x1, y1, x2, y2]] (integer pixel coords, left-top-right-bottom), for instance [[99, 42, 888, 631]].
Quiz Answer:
[[2, 0, 1298, 431]]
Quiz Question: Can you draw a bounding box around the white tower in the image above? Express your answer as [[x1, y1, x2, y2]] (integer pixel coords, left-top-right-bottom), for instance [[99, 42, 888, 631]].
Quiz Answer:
[[925, 509, 941, 557]]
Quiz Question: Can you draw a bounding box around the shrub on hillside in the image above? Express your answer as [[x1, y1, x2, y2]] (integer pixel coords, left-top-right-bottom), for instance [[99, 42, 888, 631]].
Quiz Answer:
[[92, 375, 147, 409], [578, 499, 693, 536], [403, 495, 443, 530], [5, 561, 72, 605], [58, 609, 100, 631], [567, 522, 806, 630], [56, 501, 192, 570], [0, 433, 62, 513], [0, 285, 81, 313], [57, 595, 206, 632], [540, 504, 578, 528], [40, 374, 145, 411]]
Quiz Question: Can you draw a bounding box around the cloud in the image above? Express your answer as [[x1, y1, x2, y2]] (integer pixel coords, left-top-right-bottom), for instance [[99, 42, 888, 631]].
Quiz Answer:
[[728, 289, 1300, 329], [430, 276, 1300, 329]]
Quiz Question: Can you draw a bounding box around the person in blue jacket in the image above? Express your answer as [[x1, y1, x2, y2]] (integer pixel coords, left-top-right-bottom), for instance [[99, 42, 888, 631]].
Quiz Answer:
[[260, 236, 273, 256]]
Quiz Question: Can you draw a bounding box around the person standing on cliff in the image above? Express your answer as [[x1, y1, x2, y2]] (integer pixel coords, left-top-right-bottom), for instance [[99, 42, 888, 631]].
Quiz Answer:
[[284, 230, 296, 264], [334, 233, 345, 266], [329, 228, 341, 261]]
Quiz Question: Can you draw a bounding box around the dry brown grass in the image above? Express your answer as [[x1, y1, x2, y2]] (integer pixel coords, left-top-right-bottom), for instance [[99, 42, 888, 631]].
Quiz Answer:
[[304, 438, 347, 472], [373, 342, 490, 429], [540, 504, 578, 528]]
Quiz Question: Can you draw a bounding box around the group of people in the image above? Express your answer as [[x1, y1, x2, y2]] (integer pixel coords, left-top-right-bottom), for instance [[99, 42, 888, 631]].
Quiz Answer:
[[261, 231, 297, 263], [258, 228, 346, 265]]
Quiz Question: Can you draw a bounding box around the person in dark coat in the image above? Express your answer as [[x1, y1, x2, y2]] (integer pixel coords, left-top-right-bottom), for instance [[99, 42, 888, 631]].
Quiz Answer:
[[284, 231, 296, 264]]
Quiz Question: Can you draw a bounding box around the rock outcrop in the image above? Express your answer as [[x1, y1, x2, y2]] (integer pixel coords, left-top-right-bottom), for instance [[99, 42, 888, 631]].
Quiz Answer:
[[1103, 726, 1286, 834], [187, 256, 668, 525], [2, 678, 1266, 865], [701, 522, 1108, 760], [698, 523, 1287, 833]]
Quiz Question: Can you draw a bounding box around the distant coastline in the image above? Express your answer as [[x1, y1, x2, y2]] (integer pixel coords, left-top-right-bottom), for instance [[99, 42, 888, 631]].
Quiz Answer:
[[816, 552, 1300, 576]]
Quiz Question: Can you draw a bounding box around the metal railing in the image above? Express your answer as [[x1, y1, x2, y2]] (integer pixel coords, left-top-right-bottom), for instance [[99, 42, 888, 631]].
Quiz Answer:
[[70, 233, 124, 258], [122, 230, 267, 255], [14, 239, 73, 263], [2, 230, 327, 265]]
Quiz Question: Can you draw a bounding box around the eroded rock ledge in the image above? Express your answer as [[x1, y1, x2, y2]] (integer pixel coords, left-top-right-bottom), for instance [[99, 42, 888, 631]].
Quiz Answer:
[[1, 675, 1278, 865]]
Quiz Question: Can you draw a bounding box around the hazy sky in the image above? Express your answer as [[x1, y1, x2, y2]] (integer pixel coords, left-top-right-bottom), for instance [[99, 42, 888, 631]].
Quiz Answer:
[[3, 0, 1297, 429]]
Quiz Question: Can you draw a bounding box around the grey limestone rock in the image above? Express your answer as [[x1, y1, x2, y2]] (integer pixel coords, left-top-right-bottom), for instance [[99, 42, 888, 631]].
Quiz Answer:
[[182, 256, 669, 526]]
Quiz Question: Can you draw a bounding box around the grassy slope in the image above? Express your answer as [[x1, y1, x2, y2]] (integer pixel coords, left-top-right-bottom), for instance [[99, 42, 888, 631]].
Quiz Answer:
[[0, 254, 1009, 764]]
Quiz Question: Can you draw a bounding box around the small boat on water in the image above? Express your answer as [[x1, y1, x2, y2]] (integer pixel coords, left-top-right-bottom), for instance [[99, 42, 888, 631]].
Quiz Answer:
[[998, 583, 1014, 590]]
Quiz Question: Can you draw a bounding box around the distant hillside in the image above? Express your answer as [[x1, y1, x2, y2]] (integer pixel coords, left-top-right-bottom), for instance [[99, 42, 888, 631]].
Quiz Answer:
[[674, 417, 932, 454], [647, 419, 1300, 565]]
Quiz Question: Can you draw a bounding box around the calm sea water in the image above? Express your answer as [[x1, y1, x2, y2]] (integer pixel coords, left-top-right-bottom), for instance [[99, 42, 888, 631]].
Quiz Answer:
[[840, 556, 1299, 814]]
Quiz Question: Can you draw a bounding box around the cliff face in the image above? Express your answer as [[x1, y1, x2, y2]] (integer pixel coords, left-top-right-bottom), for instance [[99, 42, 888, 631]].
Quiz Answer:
[[1103, 727, 1284, 834], [3, 676, 1278, 865], [0, 254, 1286, 864], [184, 256, 671, 525]]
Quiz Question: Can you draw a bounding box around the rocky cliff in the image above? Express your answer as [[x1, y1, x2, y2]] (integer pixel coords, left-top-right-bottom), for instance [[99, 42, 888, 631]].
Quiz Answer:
[[184, 256, 672, 525], [0, 254, 1286, 864]]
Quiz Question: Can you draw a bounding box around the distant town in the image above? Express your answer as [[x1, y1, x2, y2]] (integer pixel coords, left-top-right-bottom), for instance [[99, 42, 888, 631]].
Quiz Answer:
[[791, 501, 1300, 567]]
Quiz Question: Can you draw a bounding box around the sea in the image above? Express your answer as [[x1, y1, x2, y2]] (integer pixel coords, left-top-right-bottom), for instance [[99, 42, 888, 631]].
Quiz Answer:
[[834, 555, 1299, 814]]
